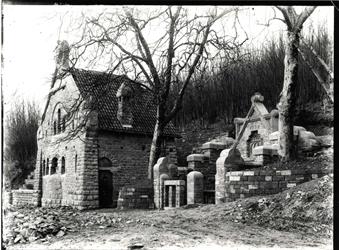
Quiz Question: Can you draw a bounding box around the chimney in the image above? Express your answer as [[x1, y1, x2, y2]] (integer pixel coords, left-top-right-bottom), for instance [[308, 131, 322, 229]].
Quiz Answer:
[[116, 82, 134, 127], [54, 40, 70, 74]]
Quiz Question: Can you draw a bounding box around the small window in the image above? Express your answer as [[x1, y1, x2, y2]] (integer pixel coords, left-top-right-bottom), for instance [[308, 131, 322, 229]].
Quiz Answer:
[[62, 117, 66, 132], [46, 158, 50, 175], [51, 158, 58, 175], [53, 121, 57, 135], [61, 157, 65, 174], [141, 145, 146, 151], [57, 109, 61, 133], [43, 160, 46, 175], [75, 154, 77, 172]]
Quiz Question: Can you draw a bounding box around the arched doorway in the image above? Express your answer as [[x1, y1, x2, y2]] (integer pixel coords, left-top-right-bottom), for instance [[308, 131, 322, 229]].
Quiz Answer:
[[98, 157, 114, 208]]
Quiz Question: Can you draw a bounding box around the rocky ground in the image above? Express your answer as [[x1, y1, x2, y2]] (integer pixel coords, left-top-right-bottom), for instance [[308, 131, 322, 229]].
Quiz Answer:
[[2, 173, 333, 250]]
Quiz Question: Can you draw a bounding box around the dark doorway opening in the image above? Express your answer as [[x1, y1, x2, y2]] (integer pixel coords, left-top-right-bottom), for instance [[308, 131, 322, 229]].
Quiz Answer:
[[99, 170, 113, 208]]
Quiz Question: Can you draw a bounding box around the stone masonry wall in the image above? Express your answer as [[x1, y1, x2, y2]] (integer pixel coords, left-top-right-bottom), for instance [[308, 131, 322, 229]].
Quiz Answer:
[[223, 169, 331, 202], [36, 75, 96, 209], [98, 132, 152, 189], [37, 132, 87, 208], [236, 118, 271, 162], [12, 190, 41, 207]]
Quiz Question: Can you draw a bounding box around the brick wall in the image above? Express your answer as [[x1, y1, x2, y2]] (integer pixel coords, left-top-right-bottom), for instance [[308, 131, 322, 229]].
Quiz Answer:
[[12, 190, 41, 206], [222, 169, 331, 202]]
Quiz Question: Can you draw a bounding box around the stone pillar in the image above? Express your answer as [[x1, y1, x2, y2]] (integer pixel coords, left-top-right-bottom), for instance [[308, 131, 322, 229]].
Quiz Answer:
[[201, 141, 233, 163], [215, 148, 244, 204], [187, 154, 207, 173], [175, 181, 186, 207], [153, 157, 169, 209], [187, 171, 204, 204], [168, 186, 174, 208], [159, 173, 170, 209]]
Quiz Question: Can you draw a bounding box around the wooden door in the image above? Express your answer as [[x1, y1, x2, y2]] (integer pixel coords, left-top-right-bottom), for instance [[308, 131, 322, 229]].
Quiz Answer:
[[99, 170, 113, 208]]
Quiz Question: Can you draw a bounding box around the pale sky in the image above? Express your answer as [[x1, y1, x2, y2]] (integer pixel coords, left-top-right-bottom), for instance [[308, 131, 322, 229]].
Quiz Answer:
[[1, 5, 334, 115]]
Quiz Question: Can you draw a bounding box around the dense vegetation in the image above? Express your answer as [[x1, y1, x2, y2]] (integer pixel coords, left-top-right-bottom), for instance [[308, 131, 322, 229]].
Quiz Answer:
[[173, 24, 333, 130], [4, 101, 40, 189]]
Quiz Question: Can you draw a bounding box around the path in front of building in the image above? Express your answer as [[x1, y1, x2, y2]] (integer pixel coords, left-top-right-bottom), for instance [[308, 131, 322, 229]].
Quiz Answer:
[[6, 206, 332, 250]]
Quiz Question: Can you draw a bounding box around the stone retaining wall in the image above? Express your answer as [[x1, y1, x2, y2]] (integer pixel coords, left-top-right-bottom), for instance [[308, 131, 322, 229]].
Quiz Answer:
[[12, 190, 41, 207], [223, 169, 331, 202]]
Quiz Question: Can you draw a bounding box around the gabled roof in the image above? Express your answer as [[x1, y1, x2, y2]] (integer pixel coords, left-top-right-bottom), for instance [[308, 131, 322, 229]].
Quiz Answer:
[[70, 68, 179, 137]]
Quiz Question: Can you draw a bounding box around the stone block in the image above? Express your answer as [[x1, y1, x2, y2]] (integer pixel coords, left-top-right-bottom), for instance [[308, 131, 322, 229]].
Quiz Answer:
[[280, 170, 292, 176], [252, 145, 278, 156], [287, 183, 296, 188], [248, 184, 258, 190], [229, 176, 241, 181], [243, 171, 255, 176], [187, 154, 206, 163], [265, 176, 272, 181]]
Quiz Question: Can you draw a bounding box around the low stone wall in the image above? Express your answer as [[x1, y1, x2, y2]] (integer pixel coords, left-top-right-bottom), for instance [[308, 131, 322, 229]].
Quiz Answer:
[[12, 190, 41, 207], [117, 186, 153, 209], [223, 169, 331, 202]]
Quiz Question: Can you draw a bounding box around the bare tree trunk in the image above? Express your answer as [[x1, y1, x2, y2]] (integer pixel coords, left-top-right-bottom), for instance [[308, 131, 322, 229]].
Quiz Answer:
[[277, 31, 300, 160], [148, 119, 164, 179]]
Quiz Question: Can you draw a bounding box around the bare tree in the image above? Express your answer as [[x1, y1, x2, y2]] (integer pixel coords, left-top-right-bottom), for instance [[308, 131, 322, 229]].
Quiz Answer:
[[64, 6, 245, 179], [298, 36, 333, 103], [275, 6, 316, 160], [4, 100, 40, 188]]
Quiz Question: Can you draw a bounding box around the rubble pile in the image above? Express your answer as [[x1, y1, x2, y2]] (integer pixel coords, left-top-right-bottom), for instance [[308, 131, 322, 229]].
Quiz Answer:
[[232, 174, 333, 236], [2, 206, 133, 246]]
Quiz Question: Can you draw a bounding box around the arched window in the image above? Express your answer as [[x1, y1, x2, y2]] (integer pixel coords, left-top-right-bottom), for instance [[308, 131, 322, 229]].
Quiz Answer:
[[46, 158, 50, 175], [57, 109, 61, 133], [53, 121, 57, 135], [61, 157, 65, 174], [75, 154, 77, 172], [62, 116, 66, 132], [43, 160, 46, 176], [99, 157, 112, 169], [51, 158, 58, 175]]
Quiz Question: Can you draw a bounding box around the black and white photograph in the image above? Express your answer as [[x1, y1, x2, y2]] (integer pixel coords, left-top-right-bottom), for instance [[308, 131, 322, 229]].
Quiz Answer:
[[1, 2, 335, 250]]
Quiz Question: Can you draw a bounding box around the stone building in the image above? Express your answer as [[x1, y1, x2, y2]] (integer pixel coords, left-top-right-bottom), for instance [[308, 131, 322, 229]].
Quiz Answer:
[[29, 41, 178, 210]]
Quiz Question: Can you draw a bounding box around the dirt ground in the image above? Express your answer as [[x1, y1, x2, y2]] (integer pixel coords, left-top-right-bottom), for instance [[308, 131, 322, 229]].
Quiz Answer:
[[4, 176, 333, 250], [4, 207, 333, 250]]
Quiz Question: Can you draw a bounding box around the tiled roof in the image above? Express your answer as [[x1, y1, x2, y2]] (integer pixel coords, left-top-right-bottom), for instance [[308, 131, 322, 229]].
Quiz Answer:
[[71, 68, 179, 137]]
